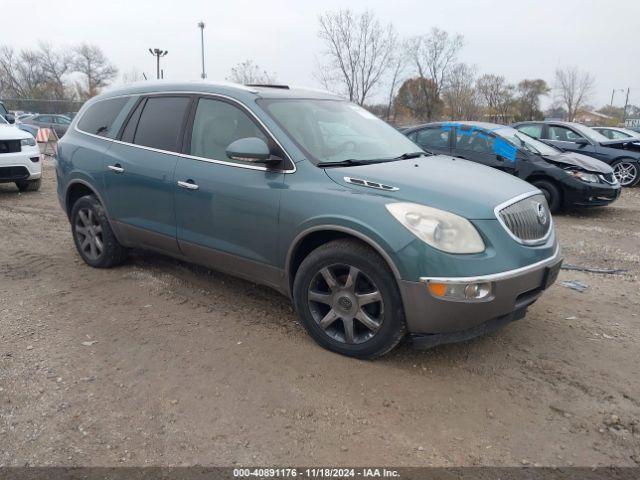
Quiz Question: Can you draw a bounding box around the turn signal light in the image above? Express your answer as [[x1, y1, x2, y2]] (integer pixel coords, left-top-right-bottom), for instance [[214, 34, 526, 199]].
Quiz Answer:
[[427, 281, 492, 301]]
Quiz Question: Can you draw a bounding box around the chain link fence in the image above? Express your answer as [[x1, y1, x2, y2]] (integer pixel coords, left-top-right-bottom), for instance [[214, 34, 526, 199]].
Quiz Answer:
[[1, 97, 84, 116]]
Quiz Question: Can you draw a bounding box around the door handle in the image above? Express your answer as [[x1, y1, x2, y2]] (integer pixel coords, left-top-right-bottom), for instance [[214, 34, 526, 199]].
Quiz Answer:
[[108, 164, 124, 173], [177, 180, 199, 190]]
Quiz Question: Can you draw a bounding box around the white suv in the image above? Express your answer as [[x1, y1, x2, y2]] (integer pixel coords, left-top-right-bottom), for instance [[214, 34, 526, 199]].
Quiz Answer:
[[0, 114, 41, 191]]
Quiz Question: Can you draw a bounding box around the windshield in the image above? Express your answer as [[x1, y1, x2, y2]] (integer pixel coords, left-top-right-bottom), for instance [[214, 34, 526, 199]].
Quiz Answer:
[[494, 127, 559, 156], [0, 115, 7, 124], [570, 124, 610, 143], [259, 99, 422, 164]]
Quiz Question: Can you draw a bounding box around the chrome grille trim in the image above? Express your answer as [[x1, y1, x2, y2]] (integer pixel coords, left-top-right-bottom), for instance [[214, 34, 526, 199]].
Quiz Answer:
[[494, 191, 553, 246], [600, 172, 617, 185], [344, 177, 399, 191]]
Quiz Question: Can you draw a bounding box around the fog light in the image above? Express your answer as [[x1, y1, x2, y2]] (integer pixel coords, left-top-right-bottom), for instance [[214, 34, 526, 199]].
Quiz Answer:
[[427, 281, 492, 301]]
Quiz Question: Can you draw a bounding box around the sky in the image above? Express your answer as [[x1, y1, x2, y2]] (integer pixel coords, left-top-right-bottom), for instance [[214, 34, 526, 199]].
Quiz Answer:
[[2, 0, 640, 109]]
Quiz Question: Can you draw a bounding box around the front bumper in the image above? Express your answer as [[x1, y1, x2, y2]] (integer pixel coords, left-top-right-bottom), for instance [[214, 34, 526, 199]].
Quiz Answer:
[[398, 246, 563, 339], [563, 179, 620, 207], [0, 149, 41, 182]]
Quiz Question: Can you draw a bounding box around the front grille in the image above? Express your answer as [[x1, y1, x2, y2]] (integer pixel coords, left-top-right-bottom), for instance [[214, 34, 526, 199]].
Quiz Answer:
[[0, 139, 21, 154], [0, 166, 30, 181], [497, 194, 552, 244]]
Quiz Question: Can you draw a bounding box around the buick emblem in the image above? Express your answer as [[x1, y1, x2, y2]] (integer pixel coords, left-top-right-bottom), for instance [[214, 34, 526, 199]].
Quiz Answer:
[[534, 202, 547, 225], [337, 296, 353, 311]]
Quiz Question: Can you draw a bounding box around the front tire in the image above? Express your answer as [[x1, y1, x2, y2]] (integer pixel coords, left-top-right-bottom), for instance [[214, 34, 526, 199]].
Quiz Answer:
[[612, 159, 639, 187], [292, 239, 406, 359], [15, 178, 41, 192], [532, 179, 561, 213], [71, 195, 127, 268]]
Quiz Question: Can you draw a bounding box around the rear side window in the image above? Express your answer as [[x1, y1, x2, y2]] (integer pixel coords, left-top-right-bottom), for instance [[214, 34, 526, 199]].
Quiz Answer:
[[548, 125, 583, 142], [517, 124, 543, 139], [78, 97, 129, 137], [415, 127, 450, 149], [132, 96, 191, 152]]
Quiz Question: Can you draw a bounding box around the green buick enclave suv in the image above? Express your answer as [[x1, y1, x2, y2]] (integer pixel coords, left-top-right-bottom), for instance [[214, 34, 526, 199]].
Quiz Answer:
[[56, 82, 562, 358]]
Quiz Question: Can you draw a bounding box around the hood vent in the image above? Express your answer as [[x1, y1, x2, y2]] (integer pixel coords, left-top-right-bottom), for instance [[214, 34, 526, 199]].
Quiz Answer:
[[344, 176, 399, 192]]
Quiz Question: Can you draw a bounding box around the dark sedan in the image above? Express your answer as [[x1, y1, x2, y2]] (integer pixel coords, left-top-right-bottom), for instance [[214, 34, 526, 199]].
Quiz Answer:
[[20, 114, 71, 138], [403, 122, 620, 212], [512, 121, 640, 187]]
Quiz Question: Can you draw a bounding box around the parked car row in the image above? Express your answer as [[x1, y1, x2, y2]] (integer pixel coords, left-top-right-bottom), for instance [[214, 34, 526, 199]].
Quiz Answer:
[[403, 121, 622, 212], [512, 121, 640, 187], [0, 113, 42, 191], [6, 82, 633, 359], [0, 102, 75, 138]]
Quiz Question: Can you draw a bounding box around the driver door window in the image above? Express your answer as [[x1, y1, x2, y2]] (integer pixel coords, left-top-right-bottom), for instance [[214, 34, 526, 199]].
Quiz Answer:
[[189, 98, 269, 165], [415, 127, 450, 154]]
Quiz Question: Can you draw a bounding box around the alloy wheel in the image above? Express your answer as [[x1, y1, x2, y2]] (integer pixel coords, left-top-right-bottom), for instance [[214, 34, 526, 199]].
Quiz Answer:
[[307, 264, 384, 344], [74, 208, 104, 261], [613, 162, 638, 187]]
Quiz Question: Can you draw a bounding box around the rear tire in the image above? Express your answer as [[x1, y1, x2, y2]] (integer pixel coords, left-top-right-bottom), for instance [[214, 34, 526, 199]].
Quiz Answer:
[[71, 195, 127, 268], [532, 179, 561, 213], [15, 178, 41, 192], [292, 239, 406, 359]]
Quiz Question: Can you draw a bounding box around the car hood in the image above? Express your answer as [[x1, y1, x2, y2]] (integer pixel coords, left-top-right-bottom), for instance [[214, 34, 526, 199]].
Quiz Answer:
[[324, 156, 536, 220], [0, 123, 32, 141], [599, 139, 640, 153], [542, 151, 612, 173]]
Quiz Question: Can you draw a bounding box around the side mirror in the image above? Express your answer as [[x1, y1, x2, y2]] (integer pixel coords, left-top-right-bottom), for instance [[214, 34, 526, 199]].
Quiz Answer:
[[5, 113, 15, 124], [573, 137, 589, 145], [226, 137, 280, 164]]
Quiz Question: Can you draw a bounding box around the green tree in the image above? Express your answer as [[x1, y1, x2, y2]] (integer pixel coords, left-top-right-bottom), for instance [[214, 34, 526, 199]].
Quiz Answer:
[[394, 77, 442, 122], [515, 79, 550, 121]]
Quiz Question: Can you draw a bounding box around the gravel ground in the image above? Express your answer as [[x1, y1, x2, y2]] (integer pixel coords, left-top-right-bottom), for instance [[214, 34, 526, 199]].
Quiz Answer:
[[1, 162, 639, 467]]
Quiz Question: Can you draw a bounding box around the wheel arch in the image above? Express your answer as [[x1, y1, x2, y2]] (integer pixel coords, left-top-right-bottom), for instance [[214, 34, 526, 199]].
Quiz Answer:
[[525, 175, 564, 208], [65, 179, 124, 244], [285, 226, 402, 296], [65, 179, 104, 217]]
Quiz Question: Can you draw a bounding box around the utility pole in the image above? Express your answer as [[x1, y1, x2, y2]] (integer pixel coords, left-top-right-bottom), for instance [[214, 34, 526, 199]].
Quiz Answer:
[[198, 21, 206, 79], [148, 48, 168, 80], [610, 88, 624, 107], [622, 87, 630, 123]]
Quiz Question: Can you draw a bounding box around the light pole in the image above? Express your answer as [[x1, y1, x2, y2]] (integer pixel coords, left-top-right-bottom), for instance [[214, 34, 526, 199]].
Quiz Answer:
[[148, 48, 168, 80], [197, 21, 206, 79], [610, 88, 624, 107]]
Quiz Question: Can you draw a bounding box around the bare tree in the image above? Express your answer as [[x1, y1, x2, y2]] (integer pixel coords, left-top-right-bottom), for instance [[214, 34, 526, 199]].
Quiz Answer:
[[554, 67, 595, 121], [384, 49, 407, 122], [476, 74, 514, 123], [442, 63, 481, 120], [38, 42, 73, 100], [73, 43, 117, 99], [316, 9, 396, 105], [0, 46, 48, 99], [227, 60, 276, 85], [121, 68, 144, 84], [407, 28, 464, 121]]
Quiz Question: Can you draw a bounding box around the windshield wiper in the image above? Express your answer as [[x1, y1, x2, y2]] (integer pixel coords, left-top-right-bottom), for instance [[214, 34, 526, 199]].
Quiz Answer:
[[317, 151, 428, 168], [395, 151, 428, 159], [317, 158, 394, 168]]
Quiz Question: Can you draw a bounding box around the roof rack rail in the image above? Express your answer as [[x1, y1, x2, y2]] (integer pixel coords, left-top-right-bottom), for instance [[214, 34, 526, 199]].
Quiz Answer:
[[245, 84, 290, 89]]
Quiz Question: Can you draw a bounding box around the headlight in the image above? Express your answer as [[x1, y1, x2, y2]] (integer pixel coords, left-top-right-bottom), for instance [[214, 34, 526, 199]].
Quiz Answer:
[[386, 202, 485, 254], [568, 170, 599, 183], [20, 137, 36, 147]]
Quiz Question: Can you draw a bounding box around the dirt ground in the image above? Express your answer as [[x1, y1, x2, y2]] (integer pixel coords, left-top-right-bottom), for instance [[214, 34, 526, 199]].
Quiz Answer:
[[1, 161, 639, 467]]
